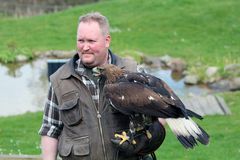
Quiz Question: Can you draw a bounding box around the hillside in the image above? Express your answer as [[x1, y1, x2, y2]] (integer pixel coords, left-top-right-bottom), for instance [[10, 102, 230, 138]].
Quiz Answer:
[[0, 0, 239, 65]]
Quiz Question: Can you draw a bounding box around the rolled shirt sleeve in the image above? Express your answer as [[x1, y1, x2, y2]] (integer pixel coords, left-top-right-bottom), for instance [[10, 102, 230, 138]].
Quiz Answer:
[[39, 84, 63, 139]]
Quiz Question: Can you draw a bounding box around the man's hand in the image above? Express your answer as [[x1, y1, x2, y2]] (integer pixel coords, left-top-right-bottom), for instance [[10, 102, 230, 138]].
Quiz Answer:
[[111, 121, 166, 157]]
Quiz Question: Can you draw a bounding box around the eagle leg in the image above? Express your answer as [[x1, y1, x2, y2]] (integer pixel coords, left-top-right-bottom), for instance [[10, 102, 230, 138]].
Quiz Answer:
[[129, 114, 153, 141], [129, 120, 137, 144]]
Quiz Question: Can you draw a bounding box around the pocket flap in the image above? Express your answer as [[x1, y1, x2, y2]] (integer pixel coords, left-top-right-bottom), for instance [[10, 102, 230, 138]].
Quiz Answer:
[[60, 97, 82, 126], [73, 136, 90, 156], [61, 98, 79, 111], [73, 143, 90, 156], [58, 140, 73, 157]]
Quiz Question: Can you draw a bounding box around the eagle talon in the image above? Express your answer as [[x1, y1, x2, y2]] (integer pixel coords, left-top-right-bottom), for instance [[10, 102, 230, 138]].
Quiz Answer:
[[146, 130, 152, 139], [132, 139, 137, 145], [114, 131, 130, 145]]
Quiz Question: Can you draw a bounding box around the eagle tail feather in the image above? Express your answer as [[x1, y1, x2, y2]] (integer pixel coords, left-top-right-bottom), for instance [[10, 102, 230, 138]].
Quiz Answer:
[[177, 135, 197, 149], [166, 118, 209, 149], [186, 109, 203, 120], [196, 125, 210, 145]]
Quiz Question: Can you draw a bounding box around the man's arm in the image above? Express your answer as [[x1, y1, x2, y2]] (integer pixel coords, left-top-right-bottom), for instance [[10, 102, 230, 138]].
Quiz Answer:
[[41, 136, 58, 160], [39, 85, 63, 160]]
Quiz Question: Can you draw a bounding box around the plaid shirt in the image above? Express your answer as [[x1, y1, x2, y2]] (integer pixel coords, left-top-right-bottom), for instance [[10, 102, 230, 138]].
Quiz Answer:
[[39, 55, 111, 138]]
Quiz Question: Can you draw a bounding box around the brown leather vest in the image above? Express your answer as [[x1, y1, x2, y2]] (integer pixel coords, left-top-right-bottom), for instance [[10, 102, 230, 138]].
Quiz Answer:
[[50, 53, 139, 160]]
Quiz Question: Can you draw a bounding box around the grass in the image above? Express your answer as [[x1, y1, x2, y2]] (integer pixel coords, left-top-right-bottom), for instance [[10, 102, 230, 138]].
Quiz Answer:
[[155, 91, 240, 160], [0, 0, 239, 65], [0, 91, 239, 159], [0, 112, 42, 155], [0, 0, 240, 159]]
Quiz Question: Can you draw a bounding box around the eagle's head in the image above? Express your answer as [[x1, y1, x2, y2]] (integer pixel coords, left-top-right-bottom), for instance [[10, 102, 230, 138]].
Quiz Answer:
[[93, 64, 125, 84]]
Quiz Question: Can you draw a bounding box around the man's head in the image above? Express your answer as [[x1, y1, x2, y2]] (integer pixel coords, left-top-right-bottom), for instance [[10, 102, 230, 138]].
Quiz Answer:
[[77, 12, 111, 68]]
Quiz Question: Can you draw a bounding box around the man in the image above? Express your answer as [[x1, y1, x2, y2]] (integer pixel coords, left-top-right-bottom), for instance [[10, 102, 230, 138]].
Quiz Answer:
[[39, 12, 164, 160]]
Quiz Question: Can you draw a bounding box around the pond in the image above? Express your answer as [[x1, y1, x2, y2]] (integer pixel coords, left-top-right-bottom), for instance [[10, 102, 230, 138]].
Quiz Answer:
[[0, 58, 48, 117], [0, 59, 212, 117], [145, 67, 211, 97]]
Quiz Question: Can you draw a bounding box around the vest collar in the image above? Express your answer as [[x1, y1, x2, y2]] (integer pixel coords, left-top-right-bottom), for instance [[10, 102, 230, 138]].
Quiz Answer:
[[60, 53, 79, 80]]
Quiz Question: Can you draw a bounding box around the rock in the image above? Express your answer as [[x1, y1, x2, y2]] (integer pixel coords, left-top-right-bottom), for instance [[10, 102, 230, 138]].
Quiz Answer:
[[205, 66, 219, 77], [51, 50, 75, 58], [204, 66, 219, 83], [15, 54, 28, 62], [141, 56, 165, 68], [208, 79, 230, 91], [159, 55, 172, 67], [34, 50, 76, 59], [168, 58, 187, 74], [229, 77, 240, 91], [43, 50, 53, 57], [224, 64, 240, 75], [184, 75, 199, 85]]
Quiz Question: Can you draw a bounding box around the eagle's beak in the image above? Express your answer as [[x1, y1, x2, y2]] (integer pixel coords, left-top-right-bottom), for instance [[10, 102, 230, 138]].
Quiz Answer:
[[92, 67, 102, 77]]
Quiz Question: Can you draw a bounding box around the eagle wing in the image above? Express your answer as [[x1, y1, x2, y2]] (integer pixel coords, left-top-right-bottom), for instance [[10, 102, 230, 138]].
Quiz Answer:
[[123, 72, 202, 119], [104, 81, 183, 118], [103, 71, 209, 149]]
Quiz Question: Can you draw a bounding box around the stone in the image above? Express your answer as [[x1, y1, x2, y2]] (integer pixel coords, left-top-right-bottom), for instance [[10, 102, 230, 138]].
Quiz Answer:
[[224, 64, 240, 75], [205, 66, 219, 77], [168, 58, 187, 73], [51, 50, 75, 58], [15, 54, 28, 62], [229, 77, 240, 91], [141, 56, 165, 68], [159, 55, 172, 67], [184, 75, 199, 85], [37, 50, 76, 59], [208, 79, 230, 91]]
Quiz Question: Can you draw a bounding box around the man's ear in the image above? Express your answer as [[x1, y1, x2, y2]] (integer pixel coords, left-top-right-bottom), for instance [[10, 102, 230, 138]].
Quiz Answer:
[[105, 34, 111, 48]]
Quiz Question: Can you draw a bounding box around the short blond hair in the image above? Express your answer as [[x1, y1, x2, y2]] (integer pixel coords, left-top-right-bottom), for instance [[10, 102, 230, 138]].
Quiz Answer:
[[78, 12, 110, 36]]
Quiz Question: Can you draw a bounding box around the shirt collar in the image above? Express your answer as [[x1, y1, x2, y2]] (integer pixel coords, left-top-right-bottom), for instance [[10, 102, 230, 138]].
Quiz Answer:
[[75, 51, 112, 76], [60, 50, 113, 80]]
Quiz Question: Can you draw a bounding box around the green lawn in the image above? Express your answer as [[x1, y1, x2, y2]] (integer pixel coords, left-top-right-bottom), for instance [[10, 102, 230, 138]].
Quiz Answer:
[[0, 112, 42, 155], [0, 0, 239, 65], [0, 91, 239, 159], [0, 0, 240, 159], [155, 91, 240, 160]]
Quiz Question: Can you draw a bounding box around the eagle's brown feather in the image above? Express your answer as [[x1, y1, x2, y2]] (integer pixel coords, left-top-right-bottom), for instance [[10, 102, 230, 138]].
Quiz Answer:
[[99, 64, 209, 149]]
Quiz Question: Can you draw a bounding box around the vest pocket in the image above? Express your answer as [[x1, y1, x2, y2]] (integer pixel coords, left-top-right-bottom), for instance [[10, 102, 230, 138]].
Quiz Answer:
[[72, 136, 90, 156], [58, 139, 73, 157], [58, 136, 90, 157], [60, 97, 82, 126]]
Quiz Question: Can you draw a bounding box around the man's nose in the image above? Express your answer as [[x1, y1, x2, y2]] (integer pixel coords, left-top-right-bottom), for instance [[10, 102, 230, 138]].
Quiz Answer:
[[83, 43, 90, 51]]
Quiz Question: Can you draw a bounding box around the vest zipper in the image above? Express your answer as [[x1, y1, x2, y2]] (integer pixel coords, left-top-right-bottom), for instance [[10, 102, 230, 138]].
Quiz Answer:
[[96, 79, 108, 160], [76, 75, 108, 159], [97, 110, 107, 159]]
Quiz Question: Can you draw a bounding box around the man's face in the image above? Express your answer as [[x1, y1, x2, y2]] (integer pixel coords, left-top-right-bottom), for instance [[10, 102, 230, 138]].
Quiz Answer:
[[77, 21, 111, 68]]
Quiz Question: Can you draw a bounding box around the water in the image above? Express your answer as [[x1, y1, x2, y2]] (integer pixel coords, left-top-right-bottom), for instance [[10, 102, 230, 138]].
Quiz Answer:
[[0, 59, 211, 117], [0, 59, 49, 117], [145, 68, 211, 97]]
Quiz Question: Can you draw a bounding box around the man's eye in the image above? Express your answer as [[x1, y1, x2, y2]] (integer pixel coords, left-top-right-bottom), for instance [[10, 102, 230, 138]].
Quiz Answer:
[[89, 40, 96, 43], [78, 39, 84, 43]]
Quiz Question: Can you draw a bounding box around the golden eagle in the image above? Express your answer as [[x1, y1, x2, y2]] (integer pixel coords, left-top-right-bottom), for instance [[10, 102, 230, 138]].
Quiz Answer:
[[94, 64, 209, 149]]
